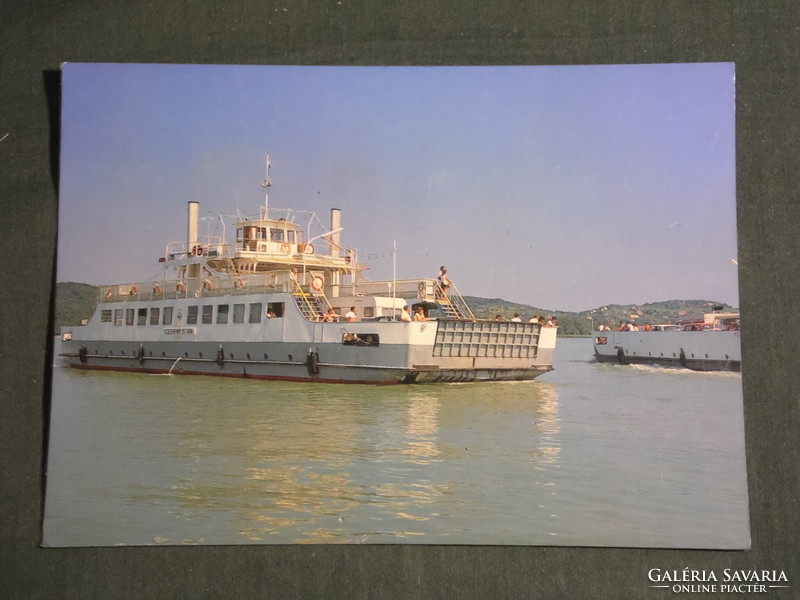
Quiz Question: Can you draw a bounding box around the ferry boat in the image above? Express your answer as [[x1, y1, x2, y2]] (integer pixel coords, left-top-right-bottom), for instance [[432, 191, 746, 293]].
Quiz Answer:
[[59, 156, 557, 384], [592, 310, 741, 372]]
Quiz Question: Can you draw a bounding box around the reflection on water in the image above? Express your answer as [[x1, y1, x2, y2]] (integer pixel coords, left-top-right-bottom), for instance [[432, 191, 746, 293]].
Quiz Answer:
[[43, 338, 748, 548], [402, 393, 441, 463], [530, 383, 561, 467], [44, 367, 563, 545]]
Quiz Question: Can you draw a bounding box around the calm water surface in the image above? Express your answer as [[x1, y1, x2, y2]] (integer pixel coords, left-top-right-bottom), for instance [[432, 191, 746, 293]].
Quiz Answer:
[[43, 338, 749, 547]]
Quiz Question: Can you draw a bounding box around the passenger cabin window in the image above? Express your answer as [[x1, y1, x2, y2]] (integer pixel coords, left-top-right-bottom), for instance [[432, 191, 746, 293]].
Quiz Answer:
[[363, 307, 375, 318], [233, 303, 245, 323], [267, 302, 284, 318], [342, 333, 379, 346], [137, 308, 147, 326], [162, 306, 173, 325], [249, 302, 263, 324], [101, 310, 112, 323], [150, 307, 160, 325], [114, 309, 123, 326], [125, 308, 134, 326], [202, 305, 213, 324], [217, 304, 229, 324], [187, 306, 198, 325]]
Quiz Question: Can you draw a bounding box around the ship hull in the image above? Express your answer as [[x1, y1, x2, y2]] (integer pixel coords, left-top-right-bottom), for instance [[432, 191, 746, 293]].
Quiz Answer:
[[59, 293, 557, 384], [593, 330, 741, 372]]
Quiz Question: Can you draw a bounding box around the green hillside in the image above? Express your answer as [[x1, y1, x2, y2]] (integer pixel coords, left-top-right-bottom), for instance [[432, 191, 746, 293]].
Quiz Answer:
[[54, 282, 737, 337], [55, 282, 98, 332], [464, 297, 738, 336]]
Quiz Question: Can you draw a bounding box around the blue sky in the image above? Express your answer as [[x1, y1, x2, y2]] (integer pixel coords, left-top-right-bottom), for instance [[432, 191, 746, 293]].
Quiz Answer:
[[58, 63, 737, 312]]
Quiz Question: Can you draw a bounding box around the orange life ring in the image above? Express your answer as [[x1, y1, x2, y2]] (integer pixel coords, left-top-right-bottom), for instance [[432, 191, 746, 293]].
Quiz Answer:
[[176, 281, 186, 293], [304, 243, 315, 255], [130, 286, 138, 296], [280, 242, 291, 255], [236, 277, 246, 288], [104, 287, 113, 299], [203, 279, 213, 291], [192, 245, 204, 256], [310, 275, 324, 292], [153, 284, 162, 295]]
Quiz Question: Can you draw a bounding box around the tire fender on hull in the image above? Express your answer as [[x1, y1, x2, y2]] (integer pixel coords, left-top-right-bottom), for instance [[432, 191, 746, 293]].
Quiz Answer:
[[616, 347, 627, 365]]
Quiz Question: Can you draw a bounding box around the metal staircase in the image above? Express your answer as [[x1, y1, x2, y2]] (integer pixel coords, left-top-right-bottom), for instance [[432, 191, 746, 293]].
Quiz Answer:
[[436, 281, 476, 320], [289, 272, 334, 321], [292, 292, 325, 321]]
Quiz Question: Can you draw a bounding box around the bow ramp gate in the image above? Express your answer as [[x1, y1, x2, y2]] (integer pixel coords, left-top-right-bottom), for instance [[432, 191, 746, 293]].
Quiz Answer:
[[433, 319, 544, 359]]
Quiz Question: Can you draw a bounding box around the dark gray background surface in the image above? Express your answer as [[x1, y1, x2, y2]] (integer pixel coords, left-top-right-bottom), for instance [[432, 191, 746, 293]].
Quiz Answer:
[[1, 2, 798, 598]]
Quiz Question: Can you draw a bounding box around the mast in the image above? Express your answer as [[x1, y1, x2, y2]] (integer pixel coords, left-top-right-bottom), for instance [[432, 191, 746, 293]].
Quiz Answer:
[[261, 152, 271, 218]]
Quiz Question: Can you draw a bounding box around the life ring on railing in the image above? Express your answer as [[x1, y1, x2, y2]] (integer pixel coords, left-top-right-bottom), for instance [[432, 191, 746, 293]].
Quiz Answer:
[[153, 284, 162, 295], [417, 282, 426, 292], [176, 281, 186, 293], [310, 275, 324, 292], [192, 245, 204, 256], [129, 286, 138, 296], [304, 243, 315, 255], [203, 279, 213, 291], [104, 287, 113, 300], [280, 242, 291, 255], [236, 277, 246, 289]]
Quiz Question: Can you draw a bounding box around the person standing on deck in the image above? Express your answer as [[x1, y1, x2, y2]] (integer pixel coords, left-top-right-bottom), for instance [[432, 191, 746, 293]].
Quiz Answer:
[[438, 266, 452, 297]]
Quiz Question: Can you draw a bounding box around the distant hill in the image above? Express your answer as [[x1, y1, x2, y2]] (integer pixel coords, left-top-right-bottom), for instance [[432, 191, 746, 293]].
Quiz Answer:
[[54, 282, 737, 336], [55, 282, 98, 332], [463, 296, 737, 336]]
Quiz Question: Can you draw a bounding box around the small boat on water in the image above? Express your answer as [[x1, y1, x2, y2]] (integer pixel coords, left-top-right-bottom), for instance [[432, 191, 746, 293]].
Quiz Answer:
[[59, 156, 557, 384], [592, 310, 741, 372]]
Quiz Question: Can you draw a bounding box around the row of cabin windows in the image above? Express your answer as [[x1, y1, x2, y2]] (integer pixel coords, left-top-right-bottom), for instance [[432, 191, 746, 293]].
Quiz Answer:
[[100, 303, 285, 327]]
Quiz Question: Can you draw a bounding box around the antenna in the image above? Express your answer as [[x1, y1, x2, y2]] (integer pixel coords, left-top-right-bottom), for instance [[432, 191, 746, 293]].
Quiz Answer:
[[261, 153, 271, 217]]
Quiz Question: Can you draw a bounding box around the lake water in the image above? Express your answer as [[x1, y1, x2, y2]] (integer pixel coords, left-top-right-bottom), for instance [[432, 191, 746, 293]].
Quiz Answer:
[[42, 337, 750, 548]]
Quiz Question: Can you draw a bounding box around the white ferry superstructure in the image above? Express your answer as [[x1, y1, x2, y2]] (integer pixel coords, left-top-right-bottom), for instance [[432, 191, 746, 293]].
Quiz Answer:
[[59, 157, 557, 384]]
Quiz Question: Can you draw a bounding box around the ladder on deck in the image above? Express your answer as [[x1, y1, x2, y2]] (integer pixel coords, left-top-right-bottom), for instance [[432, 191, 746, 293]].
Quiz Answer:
[[292, 292, 326, 321], [436, 281, 476, 320], [289, 273, 333, 321]]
